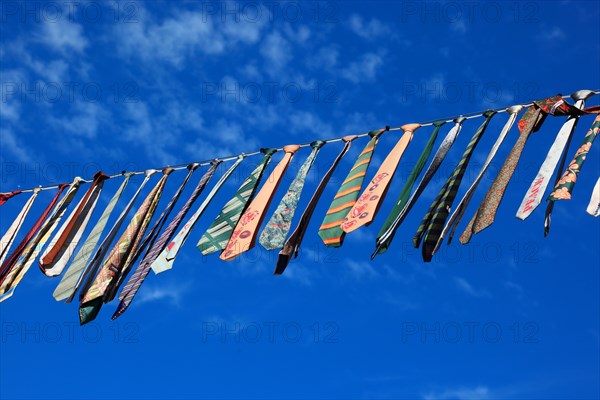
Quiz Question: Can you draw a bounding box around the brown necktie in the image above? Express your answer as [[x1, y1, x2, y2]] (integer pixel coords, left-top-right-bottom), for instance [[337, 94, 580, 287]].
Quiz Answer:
[[342, 124, 419, 233], [220, 145, 301, 261], [39, 171, 110, 276]]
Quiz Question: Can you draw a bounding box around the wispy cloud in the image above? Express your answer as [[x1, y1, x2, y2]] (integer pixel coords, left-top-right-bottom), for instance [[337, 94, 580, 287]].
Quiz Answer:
[[34, 20, 89, 55], [341, 52, 385, 83], [423, 385, 492, 400], [136, 281, 192, 307], [453, 277, 492, 298], [348, 14, 392, 40]]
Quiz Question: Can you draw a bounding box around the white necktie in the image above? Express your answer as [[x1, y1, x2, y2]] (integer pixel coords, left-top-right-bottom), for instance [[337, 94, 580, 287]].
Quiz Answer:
[[586, 177, 600, 217], [516, 90, 596, 219], [0, 189, 40, 266]]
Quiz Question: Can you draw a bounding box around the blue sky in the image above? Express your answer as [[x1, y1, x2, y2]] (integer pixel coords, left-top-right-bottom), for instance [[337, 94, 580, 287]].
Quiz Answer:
[[1, 1, 599, 399]]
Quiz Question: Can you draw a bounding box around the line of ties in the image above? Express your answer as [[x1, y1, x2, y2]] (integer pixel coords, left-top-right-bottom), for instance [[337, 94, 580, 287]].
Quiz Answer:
[[1, 92, 599, 324]]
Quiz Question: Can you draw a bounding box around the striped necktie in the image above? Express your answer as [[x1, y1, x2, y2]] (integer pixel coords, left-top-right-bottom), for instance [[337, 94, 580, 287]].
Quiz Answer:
[[53, 174, 132, 302], [0, 178, 82, 301], [259, 141, 326, 251], [0, 185, 68, 282], [75, 170, 157, 303], [40, 171, 110, 277], [547, 108, 600, 205], [459, 95, 578, 244], [413, 111, 496, 261], [0, 190, 22, 207], [342, 124, 419, 234], [79, 168, 173, 325], [318, 129, 384, 247], [586, 177, 600, 217], [112, 161, 221, 318], [275, 136, 358, 275], [0, 189, 40, 266], [152, 156, 244, 274], [373, 118, 465, 258], [221, 145, 301, 261], [440, 106, 524, 245], [105, 165, 201, 302], [198, 149, 277, 255], [516, 91, 593, 220]]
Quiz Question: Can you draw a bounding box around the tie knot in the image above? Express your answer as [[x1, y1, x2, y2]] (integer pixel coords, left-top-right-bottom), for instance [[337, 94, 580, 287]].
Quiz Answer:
[[310, 140, 326, 149], [93, 171, 110, 182], [571, 89, 596, 102], [432, 120, 447, 128], [506, 105, 524, 115], [483, 110, 497, 118], [283, 144, 301, 154], [401, 123, 421, 133], [454, 116, 466, 124], [368, 129, 384, 138], [188, 162, 201, 170], [342, 135, 358, 142], [162, 167, 175, 175], [261, 148, 278, 156]]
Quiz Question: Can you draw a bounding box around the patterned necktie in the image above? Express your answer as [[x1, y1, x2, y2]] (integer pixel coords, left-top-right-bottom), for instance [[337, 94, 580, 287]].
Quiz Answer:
[[440, 106, 524, 245], [459, 95, 577, 244], [112, 161, 221, 319], [413, 111, 496, 261], [52, 174, 132, 302], [221, 145, 301, 261], [75, 171, 156, 303], [0, 185, 68, 282], [276, 136, 358, 275], [586, 177, 600, 217], [516, 91, 594, 219], [0, 189, 40, 266], [318, 129, 384, 247], [0, 178, 82, 301], [0, 190, 22, 207], [373, 118, 465, 258], [79, 168, 173, 325], [152, 156, 244, 273], [40, 171, 110, 277], [547, 108, 600, 200], [342, 124, 419, 234], [198, 149, 277, 255], [259, 140, 326, 251]]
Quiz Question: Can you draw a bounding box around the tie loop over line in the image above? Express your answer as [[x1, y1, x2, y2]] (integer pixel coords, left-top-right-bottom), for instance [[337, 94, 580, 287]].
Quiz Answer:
[[6, 89, 599, 195]]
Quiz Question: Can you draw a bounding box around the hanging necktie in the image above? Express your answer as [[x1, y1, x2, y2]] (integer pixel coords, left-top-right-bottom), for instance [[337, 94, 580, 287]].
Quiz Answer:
[[152, 156, 244, 273], [198, 149, 277, 255], [459, 95, 580, 244], [112, 161, 221, 318], [547, 107, 600, 213], [275, 136, 358, 275], [439, 106, 524, 245], [373, 118, 465, 258], [318, 129, 385, 247], [342, 124, 419, 234], [53, 174, 133, 302], [0, 178, 82, 301], [0, 185, 68, 282], [79, 168, 172, 325], [39, 171, 110, 277], [105, 165, 201, 302], [586, 177, 600, 217], [75, 171, 156, 303], [0, 190, 22, 207], [0, 189, 40, 266], [259, 141, 326, 251], [413, 111, 496, 261], [516, 91, 594, 220], [221, 145, 301, 261]]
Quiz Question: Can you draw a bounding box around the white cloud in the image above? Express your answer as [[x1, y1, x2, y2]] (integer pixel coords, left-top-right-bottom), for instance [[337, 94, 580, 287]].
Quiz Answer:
[[348, 14, 391, 39], [536, 26, 567, 42], [136, 281, 191, 307], [0, 128, 33, 163], [450, 20, 467, 34], [423, 386, 492, 400], [345, 259, 377, 280], [259, 31, 292, 71], [341, 52, 384, 83], [48, 101, 109, 139], [454, 277, 492, 298], [35, 20, 88, 54], [306, 45, 339, 70]]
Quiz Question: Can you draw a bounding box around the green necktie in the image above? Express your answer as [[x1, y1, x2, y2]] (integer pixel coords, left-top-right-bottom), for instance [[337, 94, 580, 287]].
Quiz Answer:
[[259, 140, 326, 250], [318, 129, 384, 247], [373, 121, 447, 257], [198, 148, 277, 255], [413, 111, 496, 261]]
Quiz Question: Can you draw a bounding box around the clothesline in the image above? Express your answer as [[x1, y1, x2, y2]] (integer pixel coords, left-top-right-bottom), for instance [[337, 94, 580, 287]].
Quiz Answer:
[[7, 89, 600, 195]]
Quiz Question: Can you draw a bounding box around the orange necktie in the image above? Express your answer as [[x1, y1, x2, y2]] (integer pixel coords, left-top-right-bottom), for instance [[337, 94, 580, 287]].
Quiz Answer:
[[221, 145, 300, 261], [342, 123, 420, 233]]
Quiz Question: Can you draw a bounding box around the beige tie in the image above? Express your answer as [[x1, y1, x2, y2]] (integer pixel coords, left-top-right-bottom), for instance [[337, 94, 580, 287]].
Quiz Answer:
[[0, 189, 40, 266], [220, 145, 301, 261], [342, 123, 420, 233]]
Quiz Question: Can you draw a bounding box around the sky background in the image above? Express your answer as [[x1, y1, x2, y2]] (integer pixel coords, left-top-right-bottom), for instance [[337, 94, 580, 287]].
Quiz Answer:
[[1, 1, 599, 399]]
